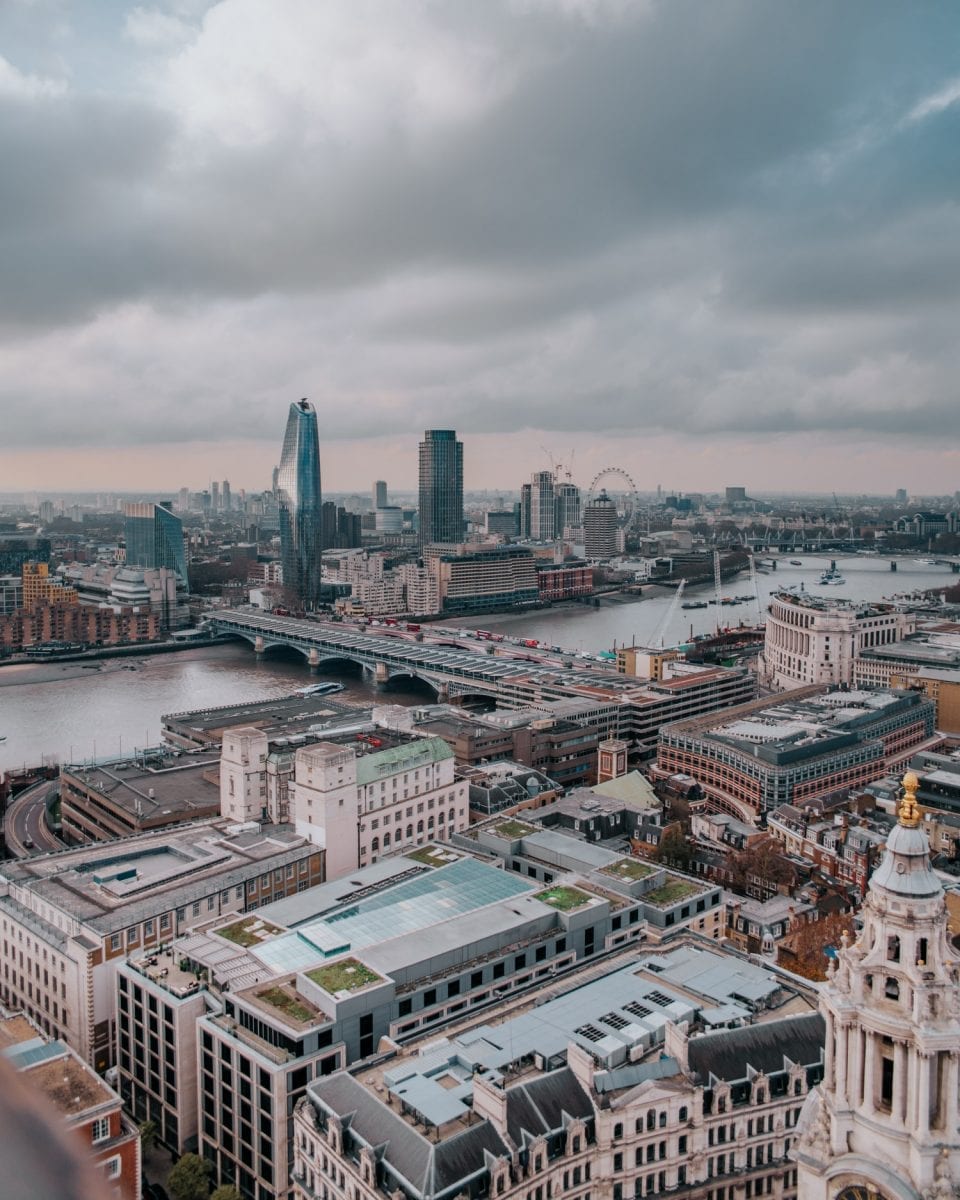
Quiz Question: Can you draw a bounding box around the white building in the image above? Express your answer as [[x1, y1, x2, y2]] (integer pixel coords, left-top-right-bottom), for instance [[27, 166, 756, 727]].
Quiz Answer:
[[291, 736, 468, 879], [795, 772, 960, 1199], [761, 592, 915, 691]]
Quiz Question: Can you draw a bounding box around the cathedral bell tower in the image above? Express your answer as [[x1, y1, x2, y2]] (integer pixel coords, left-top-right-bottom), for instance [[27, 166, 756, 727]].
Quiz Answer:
[[796, 772, 960, 1200]]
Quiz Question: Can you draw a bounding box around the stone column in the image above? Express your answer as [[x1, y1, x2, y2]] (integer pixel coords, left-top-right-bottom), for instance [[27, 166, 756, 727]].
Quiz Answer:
[[894, 1040, 908, 1124], [835, 1022, 848, 1103], [824, 1011, 836, 1091], [862, 1032, 876, 1113], [852, 1028, 865, 1107], [917, 1052, 932, 1135]]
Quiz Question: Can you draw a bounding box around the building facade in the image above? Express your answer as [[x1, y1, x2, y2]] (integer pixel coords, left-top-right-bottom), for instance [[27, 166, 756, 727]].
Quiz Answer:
[[761, 592, 915, 691], [657, 687, 936, 823], [290, 736, 468, 878], [277, 399, 324, 609], [123, 502, 188, 588], [418, 430, 463, 549], [583, 489, 619, 559]]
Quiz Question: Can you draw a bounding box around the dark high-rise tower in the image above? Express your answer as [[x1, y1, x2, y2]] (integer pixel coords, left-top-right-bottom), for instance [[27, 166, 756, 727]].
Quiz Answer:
[[277, 399, 323, 609], [418, 430, 463, 549]]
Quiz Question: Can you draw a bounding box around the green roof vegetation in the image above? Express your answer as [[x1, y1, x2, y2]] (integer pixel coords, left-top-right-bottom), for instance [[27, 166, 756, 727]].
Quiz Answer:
[[218, 917, 282, 947], [535, 885, 593, 912], [491, 819, 537, 839], [256, 986, 317, 1024], [307, 958, 382, 995], [643, 879, 703, 907], [406, 845, 460, 867], [600, 859, 655, 882]]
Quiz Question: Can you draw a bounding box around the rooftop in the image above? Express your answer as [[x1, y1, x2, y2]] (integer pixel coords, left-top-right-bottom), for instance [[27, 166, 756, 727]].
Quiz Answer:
[[0, 819, 315, 933], [62, 751, 220, 824]]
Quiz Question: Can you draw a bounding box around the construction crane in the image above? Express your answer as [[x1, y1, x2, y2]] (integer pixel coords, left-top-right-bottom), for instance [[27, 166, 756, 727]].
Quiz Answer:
[[750, 554, 764, 624], [714, 550, 723, 632], [652, 579, 686, 649]]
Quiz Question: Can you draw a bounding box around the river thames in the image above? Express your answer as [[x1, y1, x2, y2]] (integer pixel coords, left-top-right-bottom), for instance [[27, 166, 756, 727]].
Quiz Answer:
[[0, 554, 954, 773]]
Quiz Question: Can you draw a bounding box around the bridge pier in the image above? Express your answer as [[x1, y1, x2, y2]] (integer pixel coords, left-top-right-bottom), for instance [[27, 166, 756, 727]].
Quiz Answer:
[[308, 649, 320, 672], [254, 635, 265, 658], [436, 683, 449, 702], [374, 662, 390, 685]]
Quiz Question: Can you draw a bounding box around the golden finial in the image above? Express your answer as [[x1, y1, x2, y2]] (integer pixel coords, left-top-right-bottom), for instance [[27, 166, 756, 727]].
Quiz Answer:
[[899, 771, 921, 828]]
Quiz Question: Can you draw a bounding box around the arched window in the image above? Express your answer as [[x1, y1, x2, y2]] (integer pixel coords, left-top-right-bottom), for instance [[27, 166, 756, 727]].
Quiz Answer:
[[887, 935, 901, 963], [370, 837, 379, 854], [417, 820, 424, 835], [406, 825, 413, 841], [438, 811, 445, 824], [427, 816, 435, 831], [383, 831, 391, 847]]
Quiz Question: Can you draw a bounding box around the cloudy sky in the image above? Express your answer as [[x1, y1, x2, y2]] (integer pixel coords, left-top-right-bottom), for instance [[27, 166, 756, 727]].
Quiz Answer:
[[2, 0, 960, 495]]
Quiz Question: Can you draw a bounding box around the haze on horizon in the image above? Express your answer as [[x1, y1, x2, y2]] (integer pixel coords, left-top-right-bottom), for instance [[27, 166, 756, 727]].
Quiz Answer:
[[2, 1, 960, 494]]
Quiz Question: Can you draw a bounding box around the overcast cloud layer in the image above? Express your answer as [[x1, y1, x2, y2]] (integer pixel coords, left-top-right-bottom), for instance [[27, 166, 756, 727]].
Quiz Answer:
[[2, 0, 960, 491]]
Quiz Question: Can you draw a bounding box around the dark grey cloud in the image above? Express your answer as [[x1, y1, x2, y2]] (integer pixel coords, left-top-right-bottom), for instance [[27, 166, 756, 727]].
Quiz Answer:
[[1, 0, 959, 457]]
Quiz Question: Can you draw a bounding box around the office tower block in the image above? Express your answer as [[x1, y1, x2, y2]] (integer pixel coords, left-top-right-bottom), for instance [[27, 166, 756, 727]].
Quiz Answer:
[[554, 481, 581, 534], [583, 490, 618, 559], [123, 502, 188, 587], [519, 483, 532, 538], [210, 480, 220, 512], [373, 480, 388, 509], [529, 471, 556, 541], [418, 430, 463, 550], [277, 398, 323, 609], [221, 480, 231, 511]]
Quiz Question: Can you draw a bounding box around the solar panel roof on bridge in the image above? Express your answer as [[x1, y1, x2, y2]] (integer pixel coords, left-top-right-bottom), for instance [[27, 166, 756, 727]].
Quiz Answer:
[[251, 856, 536, 975]]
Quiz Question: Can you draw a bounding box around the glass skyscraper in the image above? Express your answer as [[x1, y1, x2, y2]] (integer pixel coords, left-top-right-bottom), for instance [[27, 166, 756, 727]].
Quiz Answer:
[[123, 503, 188, 587], [418, 429, 463, 550], [277, 398, 323, 608]]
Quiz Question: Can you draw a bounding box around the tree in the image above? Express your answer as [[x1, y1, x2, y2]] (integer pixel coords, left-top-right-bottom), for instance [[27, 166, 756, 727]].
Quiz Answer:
[[727, 838, 795, 899], [167, 1154, 213, 1200], [210, 1188, 242, 1200], [779, 911, 853, 982], [654, 825, 693, 872], [139, 1119, 158, 1151]]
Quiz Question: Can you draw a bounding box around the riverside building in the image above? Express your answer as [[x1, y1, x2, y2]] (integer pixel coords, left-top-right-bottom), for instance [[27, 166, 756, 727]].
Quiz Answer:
[[418, 430, 464, 550], [277, 399, 324, 609], [656, 686, 936, 823], [760, 592, 915, 691]]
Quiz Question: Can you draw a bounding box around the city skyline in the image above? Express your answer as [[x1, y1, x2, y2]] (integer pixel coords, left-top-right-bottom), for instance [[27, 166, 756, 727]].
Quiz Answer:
[[2, 3, 960, 493]]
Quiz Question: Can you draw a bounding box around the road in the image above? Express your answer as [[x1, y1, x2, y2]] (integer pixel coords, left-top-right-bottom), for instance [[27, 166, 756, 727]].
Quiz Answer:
[[4, 780, 64, 857]]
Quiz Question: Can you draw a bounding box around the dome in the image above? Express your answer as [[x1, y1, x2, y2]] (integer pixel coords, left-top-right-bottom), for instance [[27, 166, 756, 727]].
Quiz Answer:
[[868, 772, 942, 900]]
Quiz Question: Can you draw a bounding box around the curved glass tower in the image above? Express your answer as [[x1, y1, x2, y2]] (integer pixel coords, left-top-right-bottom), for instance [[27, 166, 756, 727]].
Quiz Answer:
[[277, 399, 323, 609]]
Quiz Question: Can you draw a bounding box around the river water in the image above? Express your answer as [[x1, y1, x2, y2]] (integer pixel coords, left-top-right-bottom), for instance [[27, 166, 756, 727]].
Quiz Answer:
[[1, 554, 954, 772]]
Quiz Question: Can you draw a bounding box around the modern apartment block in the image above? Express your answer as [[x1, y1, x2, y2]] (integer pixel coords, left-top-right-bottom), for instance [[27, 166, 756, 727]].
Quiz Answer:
[[656, 686, 936, 823], [429, 544, 539, 613], [760, 592, 915, 691], [1, 1008, 141, 1199], [0, 820, 323, 1069], [291, 943, 823, 1200]]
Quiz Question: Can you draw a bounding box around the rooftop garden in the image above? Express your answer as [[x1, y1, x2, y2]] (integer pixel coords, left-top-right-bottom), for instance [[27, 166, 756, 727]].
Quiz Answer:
[[642, 879, 704, 907], [307, 958, 382, 995], [256, 986, 318, 1025], [406, 845, 460, 867], [535, 885, 593, 912], [600, 858, 655, 882], [490, 818, 537, 839], [218, 917, 282, 947]]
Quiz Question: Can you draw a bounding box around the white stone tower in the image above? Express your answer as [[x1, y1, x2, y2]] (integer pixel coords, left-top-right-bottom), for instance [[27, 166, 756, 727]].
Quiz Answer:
[[796, 772, 960, 1200]]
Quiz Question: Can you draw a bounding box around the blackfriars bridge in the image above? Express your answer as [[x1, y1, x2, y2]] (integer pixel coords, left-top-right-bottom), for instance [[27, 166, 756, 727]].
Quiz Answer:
[[202, 610, 615, 702]]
